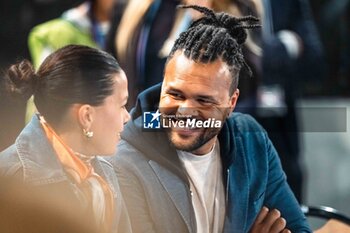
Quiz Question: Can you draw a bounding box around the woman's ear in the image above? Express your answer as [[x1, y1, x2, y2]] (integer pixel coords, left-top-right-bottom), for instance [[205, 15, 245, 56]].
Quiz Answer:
[[77, 104, 95, 131]]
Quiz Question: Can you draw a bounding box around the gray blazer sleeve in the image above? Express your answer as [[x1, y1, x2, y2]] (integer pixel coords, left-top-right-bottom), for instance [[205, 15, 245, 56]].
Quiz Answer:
[[113, 158, 158, 233]]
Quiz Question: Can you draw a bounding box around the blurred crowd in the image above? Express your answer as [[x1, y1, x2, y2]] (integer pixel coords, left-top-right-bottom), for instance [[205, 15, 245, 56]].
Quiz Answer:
[[0, 0, 348, 95]]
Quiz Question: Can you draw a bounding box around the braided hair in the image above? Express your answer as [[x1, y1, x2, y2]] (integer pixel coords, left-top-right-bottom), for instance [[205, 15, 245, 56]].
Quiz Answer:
[[168, 5, 260, 95]]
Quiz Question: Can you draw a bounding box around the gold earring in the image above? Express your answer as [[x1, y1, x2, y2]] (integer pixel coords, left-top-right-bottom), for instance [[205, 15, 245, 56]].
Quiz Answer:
[[83, 129, 94, 138]]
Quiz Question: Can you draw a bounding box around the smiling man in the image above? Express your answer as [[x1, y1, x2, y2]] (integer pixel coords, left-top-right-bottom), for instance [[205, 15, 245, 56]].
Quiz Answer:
[[109, 5, 311, 233], [159, 53, 235, 156]]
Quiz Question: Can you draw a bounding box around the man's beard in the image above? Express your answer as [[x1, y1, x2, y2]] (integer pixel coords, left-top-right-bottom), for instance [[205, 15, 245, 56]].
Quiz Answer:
[[166, 127, 221, 153]]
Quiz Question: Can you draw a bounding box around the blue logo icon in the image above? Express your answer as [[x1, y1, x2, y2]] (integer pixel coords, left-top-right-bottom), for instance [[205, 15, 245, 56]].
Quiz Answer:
[[143, 110, 161, 129]]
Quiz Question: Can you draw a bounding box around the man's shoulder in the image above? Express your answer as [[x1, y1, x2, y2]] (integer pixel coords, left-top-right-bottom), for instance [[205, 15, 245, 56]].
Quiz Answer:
[[227, 112, 265, 135], [118, 138, 146, 156], [221, 113, 270, 156], [108, 139, 150, 168]]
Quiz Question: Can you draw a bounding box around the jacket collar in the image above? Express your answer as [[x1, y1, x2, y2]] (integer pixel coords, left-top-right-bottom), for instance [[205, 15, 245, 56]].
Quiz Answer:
[[15, 115, 68, 185], [15, 115, 116, 191], [218, 117, 237, 173]]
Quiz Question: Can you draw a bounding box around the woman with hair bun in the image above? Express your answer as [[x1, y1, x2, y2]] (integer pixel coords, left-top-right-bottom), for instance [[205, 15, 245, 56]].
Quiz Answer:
[[0, 45, 132, 233]]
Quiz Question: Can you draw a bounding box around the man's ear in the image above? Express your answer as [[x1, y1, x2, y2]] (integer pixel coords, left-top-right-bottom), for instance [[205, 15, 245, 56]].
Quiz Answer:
[[77, 104, 95, 131], [229, 88, 240, 114]]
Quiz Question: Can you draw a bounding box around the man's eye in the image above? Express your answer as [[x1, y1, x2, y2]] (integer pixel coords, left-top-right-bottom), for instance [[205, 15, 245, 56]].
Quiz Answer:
[[169, 92, 183, 99], [198, 98, 212, 104]]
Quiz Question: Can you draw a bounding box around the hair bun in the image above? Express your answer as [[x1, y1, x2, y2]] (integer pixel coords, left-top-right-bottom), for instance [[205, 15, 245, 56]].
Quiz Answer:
[[5, 59, 37, 101], [179, 5, 260, 45], [217, 13, 260, 45]]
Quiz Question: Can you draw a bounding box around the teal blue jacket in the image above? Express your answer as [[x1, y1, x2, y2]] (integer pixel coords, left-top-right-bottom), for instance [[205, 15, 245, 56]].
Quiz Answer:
[[109, 83, 311, 233]]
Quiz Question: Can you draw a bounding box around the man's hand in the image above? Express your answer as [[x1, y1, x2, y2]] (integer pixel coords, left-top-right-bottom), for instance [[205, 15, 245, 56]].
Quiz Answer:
[[250, 206, 291, 233]]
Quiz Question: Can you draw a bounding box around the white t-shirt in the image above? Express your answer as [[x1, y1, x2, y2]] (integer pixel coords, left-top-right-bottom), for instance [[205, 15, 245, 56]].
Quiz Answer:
[[177, 141, 225, 233]]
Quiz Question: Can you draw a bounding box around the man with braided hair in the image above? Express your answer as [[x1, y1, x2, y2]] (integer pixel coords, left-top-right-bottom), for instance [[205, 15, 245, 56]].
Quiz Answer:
[[109, 5, 311, 233]]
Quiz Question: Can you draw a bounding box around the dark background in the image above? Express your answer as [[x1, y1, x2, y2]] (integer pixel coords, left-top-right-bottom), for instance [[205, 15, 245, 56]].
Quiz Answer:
[[0, 0, 348, 96]]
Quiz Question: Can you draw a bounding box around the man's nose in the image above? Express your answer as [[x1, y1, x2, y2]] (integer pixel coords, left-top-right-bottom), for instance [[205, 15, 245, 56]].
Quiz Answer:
[[177, 100, 199, 117]]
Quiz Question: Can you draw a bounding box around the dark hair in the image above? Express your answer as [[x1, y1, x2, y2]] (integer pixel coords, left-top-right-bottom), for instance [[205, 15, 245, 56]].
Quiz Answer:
[[168, 5, 260, 95], [5, 45, 121, 125]]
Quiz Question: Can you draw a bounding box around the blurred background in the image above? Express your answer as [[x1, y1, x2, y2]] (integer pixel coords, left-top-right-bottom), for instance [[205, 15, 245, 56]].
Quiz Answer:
[[1, 0, 348, 95], [0, 0, 349, 230]]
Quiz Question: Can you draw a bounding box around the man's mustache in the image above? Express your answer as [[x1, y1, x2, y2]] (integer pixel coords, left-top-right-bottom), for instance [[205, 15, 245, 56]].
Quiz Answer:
[[162, 116, 205, 122]]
